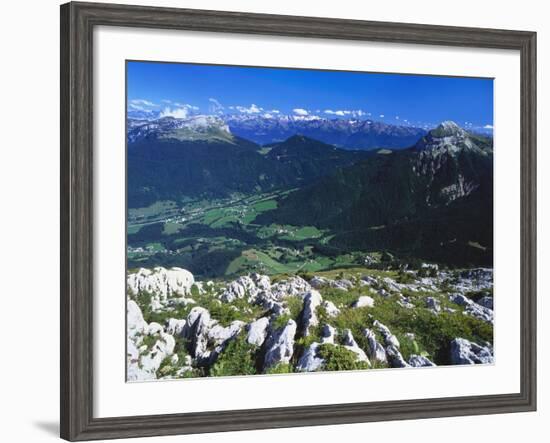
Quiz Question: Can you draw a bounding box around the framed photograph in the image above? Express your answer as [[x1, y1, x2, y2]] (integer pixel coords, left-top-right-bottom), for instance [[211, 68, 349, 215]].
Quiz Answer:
[[60, 1, 536, 441]]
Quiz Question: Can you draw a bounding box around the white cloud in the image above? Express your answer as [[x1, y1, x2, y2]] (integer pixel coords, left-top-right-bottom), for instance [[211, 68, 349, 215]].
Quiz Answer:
[[128, 99, 159, 112], [483, 124, 494, 129], [130, 99, 157, 107], [270, 109, 280, 114], [158, 103, 199, 119], [208, 97, 224, 114], [395, 116, 400, 120], [129, 103, 149, 112], [324, 109, 366, 118], [293, 108, 309, 116], [235, 104, 263, 114], [159, 106, 190, 119], [161, 99, 172, 104], [324, 109, 344, 116], [351, 110, 367, 118], [175, 102, 198, 110], [379, 114, 385, 118]]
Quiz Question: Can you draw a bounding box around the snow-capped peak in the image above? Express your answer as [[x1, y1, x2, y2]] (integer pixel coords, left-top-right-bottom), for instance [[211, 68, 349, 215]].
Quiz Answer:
[[414, 121, 488, 156], [128, 115, 232, 143], [433, 121, 466, 137]]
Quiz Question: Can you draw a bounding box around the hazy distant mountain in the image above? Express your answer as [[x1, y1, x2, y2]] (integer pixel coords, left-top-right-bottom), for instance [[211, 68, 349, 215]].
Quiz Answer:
[[127, 113, 427, 150], [127, 115, 235, 144], [223, 114, 427, 150]]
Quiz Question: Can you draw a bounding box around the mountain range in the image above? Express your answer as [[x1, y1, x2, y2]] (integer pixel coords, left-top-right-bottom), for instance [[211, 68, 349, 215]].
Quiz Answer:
[[128, 113, 427, 150], [223, 114, 427, 149], [257, 120, 493, 265], [127, 115, 493, 266], [127, 116, 375, 208]]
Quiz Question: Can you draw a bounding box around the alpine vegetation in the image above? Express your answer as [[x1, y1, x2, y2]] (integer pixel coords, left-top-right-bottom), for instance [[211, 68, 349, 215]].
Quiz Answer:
[[127, 265, 494, 380]]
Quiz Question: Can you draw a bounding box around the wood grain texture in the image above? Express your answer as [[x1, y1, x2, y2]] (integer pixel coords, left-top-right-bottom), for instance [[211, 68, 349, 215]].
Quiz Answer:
[[60, 2, 537, 441]]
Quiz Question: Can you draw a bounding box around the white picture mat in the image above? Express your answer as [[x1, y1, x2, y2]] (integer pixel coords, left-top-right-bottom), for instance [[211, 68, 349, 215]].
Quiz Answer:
[[93, 25, 521, 419]]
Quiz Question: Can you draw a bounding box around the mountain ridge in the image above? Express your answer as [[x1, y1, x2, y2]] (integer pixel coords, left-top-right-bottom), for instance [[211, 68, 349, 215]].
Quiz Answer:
[[127, 132, 373, 208], [256, 122, 493, 266], [127, 113, 428, 150]]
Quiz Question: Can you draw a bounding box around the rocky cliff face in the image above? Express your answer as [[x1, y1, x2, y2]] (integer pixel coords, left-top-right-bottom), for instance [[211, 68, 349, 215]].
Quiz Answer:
[[413, 121, 493, 206], [127, 266, 195, 312], [256, 121, 494, 267], [127, 266, 494, 381]]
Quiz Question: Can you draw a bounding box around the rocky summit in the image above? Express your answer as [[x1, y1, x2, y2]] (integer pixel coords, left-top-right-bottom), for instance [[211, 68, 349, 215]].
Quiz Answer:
[[127, 265, 494, 381]]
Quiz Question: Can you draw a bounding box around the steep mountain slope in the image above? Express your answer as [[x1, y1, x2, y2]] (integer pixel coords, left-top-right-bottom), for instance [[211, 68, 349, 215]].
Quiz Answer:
[[413, 120, 493, 206], [264, 135, 373, 184], [127, 118, 374, 208], [257, 122, 494, 266], [128, 140, 288, 208]]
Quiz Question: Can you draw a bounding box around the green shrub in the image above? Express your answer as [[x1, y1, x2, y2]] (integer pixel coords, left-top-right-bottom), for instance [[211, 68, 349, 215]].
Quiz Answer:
[[140, 333, 158, 350], [320, 286, 362, 307], [272, 314, 292, 330], [190, 284, 200, 297], [329, 293, 492, 366], [381, 251, 394, 262], [270, 273, 291, 284], [317, 344, 367, 371], [297, 271, 314, 281], [134, 291, 153, 319], [147, 309, 185, 327], [209, 335, 257, 377], [395, 333, 421, 360], [173, 337, 190, 362], [403, 310, 492, 364], [465, 289, 493, 303], [438, 279, 455, 293], [285, 296, 305, 321], [396, 270, 415, 284], [157, 356, 177, 377], [265, 363, 293, 374], [208, 302, 242, 327], [292, 334, 319, 367], [417, 267, 437, 278]]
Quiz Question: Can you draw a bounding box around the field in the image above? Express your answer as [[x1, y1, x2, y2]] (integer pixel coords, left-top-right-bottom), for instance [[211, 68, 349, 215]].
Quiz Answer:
[[127, 191, 378, 279]]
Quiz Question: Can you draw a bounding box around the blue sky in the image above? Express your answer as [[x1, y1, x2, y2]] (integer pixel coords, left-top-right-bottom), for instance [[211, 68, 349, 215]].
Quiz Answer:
[[127, 61, 493, 130]]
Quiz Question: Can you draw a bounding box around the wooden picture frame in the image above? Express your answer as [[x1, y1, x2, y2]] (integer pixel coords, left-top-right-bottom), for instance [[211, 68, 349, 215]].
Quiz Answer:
[[60, 2, 537, 440]]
